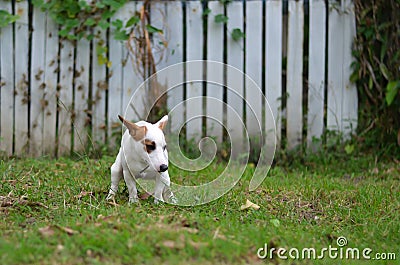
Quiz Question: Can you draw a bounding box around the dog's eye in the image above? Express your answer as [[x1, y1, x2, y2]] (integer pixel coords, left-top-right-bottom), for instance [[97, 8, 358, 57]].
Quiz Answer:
[[146, 144, 156, 151], [163, 145, 167, 151]]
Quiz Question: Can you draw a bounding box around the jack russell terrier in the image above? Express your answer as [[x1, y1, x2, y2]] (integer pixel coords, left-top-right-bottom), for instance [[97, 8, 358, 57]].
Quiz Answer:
[[106, 115, 175, 204]]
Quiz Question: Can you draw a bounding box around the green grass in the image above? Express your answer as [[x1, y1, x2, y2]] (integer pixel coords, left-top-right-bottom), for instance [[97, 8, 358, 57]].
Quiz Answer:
[[0, 153, 399, 264]]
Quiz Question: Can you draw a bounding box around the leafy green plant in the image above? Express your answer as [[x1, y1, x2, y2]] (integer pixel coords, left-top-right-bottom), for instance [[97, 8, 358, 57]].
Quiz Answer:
[[214, 13, 228, 24], [214, 13, 245, 41], [351, 0, 400, 147], [32, 0, 126, 41], [31, 0, 132, 66], [210, 0, 245, 42], [385, 80, 400, 106], [0, 9, 19, 28], [231, 28, 245, 41], [31, 0, 167, 118]]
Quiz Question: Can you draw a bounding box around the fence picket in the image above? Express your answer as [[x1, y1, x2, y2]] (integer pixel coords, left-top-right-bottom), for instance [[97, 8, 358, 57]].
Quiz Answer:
[[43, 13, 59, 155], [185, 1, 203, 141], [166, 1, 184, 133], [14, 0, 29, 154], [30, 7, 46, 156], [151, 1, 168, 122], [122, 2, 143, 122], [341, 0, 358, 137], [151, 1, 166, 69], [226, 1, 244, 149], [328, 0, 343, 133], [265, 0, 282, 146], [307, 0, 326, 149], [108, 10, 125, 147], [92, 28, 107, 146], [0, 1, 14, 156], [286, 0, 304, 149], [206, 1, 224, 143], [57, 40, 74, 156], [245, 1, 263, 139], [73, 39, 90, 153]]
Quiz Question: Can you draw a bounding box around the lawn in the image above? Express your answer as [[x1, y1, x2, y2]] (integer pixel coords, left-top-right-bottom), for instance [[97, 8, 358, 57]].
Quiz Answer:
[[0, 152, 399, 264]]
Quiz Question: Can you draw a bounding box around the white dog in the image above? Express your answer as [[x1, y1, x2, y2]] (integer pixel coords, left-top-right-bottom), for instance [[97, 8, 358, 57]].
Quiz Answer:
[[106, 115, 175, 204]]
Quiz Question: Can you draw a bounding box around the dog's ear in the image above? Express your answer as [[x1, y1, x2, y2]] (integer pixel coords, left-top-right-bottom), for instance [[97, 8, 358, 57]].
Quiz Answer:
[[118, 115, 147, 141], [156, 115, 168, 131]]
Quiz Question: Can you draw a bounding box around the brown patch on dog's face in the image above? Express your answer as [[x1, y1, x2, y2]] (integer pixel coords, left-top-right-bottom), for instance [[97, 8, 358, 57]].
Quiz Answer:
[[143, 139, 156, 154]]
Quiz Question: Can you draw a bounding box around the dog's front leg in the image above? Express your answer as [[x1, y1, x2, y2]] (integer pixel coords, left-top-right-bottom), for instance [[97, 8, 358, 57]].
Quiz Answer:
[[153, 175, 165, 204], [155, 171, 177, 204], [124, 170, 138, 204], [106, 152, 123, 201], [160, 171, 177, 204]]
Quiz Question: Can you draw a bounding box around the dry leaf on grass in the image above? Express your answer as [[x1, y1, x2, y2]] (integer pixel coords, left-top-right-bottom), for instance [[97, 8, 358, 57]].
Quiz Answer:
[[162, 240, 177, 249], [38, 226, 55, 237], [182, 227, 199, 234], [240, 199, 260, 210], [212, 227, 240, 245], [188, 240, 209, 249], [97, 214, 116, 222], [161, 235, 185, 249], [56, 244, 64, 252], [94, 215, 119, 227], [55, 163, 67, 168], [39, 225, 76, 236], [55, 225, 78, 235]]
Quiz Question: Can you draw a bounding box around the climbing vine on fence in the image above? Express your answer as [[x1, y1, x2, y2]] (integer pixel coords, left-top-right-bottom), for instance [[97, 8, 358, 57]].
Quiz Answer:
[[31, 0, 135, 66], [32, 0, 127, 41], [204, 7, 245, 41], [0, 9, 19, 28], [2, 0, 244, 44]]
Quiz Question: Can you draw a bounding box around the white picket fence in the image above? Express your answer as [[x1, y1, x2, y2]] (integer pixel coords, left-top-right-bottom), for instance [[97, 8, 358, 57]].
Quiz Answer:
[[0, 0, 357, 157]]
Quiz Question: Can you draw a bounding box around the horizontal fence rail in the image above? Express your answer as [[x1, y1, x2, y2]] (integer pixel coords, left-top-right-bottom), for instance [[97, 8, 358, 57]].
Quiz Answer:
[[0, 0, 357, 157]]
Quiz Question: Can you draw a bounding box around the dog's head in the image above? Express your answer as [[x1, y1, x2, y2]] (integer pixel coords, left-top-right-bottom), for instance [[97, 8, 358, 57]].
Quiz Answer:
[[119, 115, 169, 173]]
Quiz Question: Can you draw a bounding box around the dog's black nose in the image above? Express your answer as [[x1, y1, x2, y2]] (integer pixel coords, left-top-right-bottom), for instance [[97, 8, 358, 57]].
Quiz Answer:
[[159, 164, 168, 172]]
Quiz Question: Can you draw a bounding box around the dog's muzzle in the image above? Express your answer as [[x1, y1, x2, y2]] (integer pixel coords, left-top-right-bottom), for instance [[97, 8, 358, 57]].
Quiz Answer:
[[159, 164, 168, 172]]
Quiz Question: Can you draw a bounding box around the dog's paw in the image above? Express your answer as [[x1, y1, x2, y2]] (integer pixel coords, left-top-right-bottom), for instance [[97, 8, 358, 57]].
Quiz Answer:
[[153, 197, 165, 205], [106, 193, 114, 201], [128, 197, 139, 204], [169, 195, 178, 204]]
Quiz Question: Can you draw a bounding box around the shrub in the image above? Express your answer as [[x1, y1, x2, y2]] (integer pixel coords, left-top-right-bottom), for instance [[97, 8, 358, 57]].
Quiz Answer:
[[352, 0, 400, 150]]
